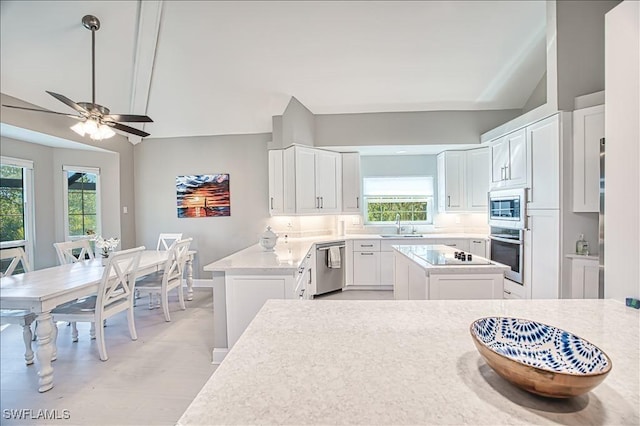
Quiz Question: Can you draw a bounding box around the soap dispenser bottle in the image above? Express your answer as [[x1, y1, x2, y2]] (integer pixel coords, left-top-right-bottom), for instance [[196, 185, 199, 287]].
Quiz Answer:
[[576, 234, 588, 255]]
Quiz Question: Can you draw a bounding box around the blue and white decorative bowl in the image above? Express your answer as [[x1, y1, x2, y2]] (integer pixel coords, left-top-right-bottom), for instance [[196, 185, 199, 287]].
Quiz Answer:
[[470, 317, 612, 398]]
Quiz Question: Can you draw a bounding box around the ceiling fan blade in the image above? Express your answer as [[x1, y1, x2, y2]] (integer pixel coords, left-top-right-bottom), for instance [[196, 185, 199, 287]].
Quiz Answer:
[[104, 114, 153, 123], [108, 122, 150, 138], [2, 104, 83, 119], [46, 91, 88, 115]]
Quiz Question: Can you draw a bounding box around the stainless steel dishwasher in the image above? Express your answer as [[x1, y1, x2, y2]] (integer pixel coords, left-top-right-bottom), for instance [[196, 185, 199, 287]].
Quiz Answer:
[[315, 241, 346, 295]]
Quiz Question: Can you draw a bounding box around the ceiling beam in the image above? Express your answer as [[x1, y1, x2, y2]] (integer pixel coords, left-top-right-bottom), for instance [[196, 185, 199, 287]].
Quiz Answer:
[[128, 0, 163, 144]]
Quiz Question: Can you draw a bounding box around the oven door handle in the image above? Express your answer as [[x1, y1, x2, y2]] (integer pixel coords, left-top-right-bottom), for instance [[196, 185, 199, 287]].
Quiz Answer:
[[489, 235, 523, 245]]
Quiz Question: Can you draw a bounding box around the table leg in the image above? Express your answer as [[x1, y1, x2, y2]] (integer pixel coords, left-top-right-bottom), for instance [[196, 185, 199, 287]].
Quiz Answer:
[[186, 256, 194, 301], [35, 313, 55, 392]]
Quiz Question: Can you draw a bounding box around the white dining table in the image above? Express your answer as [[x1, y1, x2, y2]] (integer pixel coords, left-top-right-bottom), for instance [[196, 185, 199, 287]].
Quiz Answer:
[[0, 250, 196, 392]]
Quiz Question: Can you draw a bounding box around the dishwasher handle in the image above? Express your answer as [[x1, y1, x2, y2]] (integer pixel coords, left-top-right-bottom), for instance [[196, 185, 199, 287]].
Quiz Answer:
[[317, 245, 345, 251]]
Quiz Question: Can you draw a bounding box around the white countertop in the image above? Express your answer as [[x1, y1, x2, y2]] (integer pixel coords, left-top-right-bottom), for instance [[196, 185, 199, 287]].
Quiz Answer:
[[566, 253, 600, 261], [203, 233, 489, 273], [394, 244, 510, 275], [178, 298, 639, 425]]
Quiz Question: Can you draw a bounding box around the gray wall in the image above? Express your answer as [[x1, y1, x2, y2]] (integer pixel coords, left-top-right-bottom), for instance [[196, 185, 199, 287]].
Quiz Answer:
[[315, 110, 521, 147], [555, 0, 621, 110], [522, 73, 547, 114], [133, 133, 272, 278], [0, 136, 121, 269]]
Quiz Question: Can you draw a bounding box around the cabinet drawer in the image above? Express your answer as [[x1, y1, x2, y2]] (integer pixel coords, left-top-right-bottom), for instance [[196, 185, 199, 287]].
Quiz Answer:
[[353, 240, 380, 251], [503, 278, 525, 299]]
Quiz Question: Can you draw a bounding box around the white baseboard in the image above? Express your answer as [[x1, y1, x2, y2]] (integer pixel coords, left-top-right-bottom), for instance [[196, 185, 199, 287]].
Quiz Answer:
[[189, 278, 214, 288], [212, 347, 228, 365], [342, 285, 393, 291]]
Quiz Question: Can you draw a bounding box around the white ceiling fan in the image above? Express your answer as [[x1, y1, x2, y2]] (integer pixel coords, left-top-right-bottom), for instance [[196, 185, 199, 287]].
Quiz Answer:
[[2, 15, 153, 141]]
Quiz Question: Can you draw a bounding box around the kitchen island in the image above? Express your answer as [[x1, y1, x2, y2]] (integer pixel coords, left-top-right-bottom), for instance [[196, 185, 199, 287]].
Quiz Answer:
[[394, 244, 509, 300], [178, 298, 639, 425]]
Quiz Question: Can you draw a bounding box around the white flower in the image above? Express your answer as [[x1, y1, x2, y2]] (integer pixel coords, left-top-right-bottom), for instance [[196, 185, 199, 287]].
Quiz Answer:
[[92, 235, 120, 256]]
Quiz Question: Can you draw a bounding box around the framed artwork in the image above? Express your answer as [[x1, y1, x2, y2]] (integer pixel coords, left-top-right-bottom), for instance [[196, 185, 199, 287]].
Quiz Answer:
[[176, 174, 230, 218]]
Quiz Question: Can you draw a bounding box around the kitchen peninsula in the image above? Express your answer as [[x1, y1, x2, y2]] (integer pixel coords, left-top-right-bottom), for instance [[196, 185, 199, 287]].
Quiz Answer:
[[179, 299, 639, 425], [393, 244, 509, 300]]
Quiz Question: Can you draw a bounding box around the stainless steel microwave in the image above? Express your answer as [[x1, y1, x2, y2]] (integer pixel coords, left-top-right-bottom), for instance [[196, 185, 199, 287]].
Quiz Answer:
[[488, 188, 526, 229]]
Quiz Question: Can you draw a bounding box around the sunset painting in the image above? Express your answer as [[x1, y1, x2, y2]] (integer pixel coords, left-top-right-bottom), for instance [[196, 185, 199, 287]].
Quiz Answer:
[[176, 174, 230, 218]]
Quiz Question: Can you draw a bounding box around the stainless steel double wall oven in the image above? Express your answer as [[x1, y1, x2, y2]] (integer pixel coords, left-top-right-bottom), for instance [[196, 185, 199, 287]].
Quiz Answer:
[[488, 188, 526, 284]]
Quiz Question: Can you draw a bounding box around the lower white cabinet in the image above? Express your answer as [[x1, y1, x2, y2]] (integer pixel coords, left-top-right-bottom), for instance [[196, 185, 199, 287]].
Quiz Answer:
[[568, 256, 600, 298], [429, 274, 504, 300], [353, 251, 380, 286], [524, 209, 560, 299], [503, 278, 525, 299], [225, 274, 295, 348], [379, 251, 394, 285], [469, 239, 487, 257]]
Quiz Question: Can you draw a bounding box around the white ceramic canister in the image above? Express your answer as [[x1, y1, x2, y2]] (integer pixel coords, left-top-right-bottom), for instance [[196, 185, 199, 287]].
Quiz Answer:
[[259, 226, 278, 251]]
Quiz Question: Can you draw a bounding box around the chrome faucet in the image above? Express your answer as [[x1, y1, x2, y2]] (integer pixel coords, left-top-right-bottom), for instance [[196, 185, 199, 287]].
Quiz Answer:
[[395, 213, 401, 234]]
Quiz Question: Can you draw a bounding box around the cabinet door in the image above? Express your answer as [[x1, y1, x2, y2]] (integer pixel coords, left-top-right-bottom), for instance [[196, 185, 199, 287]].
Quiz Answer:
[[527, 115, 559, 209], [353, 251, 380, 286], [342, 153, 361, 213], [506, 128, 527, 187], [466, 148, 490, 210], [570, 258, 600, 299], [268, 150, 284, 214], [316, 150, 341, 212], [490, 137, 509, 186], [469, 239, 487, 258], [295, 147, 319, 214], [437, 151, 465, 212], [573, 105, 604, 212], [379, 250, 394, 286], [524, 209, 560, 299]]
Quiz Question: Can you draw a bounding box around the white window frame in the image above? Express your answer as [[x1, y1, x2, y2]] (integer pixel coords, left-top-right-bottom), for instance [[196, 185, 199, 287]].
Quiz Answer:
[[362, 176, 435, 225], [0, 156, 35, 264], [62, 165, 101, 241]]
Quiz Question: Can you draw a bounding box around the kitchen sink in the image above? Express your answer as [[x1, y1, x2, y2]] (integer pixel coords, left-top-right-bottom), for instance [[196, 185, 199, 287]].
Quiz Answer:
[[379, 234, 425, 238]]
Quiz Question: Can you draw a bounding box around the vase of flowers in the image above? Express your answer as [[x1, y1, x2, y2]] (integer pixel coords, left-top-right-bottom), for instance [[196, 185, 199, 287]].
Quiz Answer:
[[93, 236, 120, 266]]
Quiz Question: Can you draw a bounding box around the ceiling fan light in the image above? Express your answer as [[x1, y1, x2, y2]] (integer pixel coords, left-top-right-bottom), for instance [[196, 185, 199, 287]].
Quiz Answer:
[[97, 124, 115, 140], [84, 119, 98, 134], [70, 121, 86, 137]]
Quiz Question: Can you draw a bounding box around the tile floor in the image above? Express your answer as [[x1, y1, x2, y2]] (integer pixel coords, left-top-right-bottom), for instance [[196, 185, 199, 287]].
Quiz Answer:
[[0, 288, 391, 425]]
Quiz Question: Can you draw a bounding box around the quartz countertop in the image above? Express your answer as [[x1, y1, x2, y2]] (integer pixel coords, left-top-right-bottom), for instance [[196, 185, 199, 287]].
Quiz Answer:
[[203, 233, 488, 273], [394, 244, 510, 275], [178, 299, 639, 425]]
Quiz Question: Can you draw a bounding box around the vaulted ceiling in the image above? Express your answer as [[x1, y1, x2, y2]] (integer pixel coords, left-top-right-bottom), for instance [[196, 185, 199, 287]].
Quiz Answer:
[[0, 0, 546, 142]]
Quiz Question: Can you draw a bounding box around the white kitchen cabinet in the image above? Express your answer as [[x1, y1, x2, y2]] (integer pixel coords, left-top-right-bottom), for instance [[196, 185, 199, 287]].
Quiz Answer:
[[469, 239, 487, 258], [466, 147, 490, 210], [429, 274, 504, 300], [342, 152, 361, 213], [293, 146, 342, 214], [379, 250, 394, 286], [490, 128, 527, 189], [527, 115, 560, 210], [433, 239, 469, 252], [353, 251, 380, 286], [568, 256, 599, 299], [268, 150, 284, 215], [573, 105, 604, 212], [503, 278, 525, 299], [524, 209, 560, 299], [437, 151, 465, 212]]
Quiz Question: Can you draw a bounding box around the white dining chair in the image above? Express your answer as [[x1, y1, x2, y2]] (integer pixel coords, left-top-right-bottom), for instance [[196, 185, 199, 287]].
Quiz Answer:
[[136, 238, 192, 322], [51, 246, 145, 361], [0, 247, 37, 365], [156, 233, 183, 251], [53, 239, 95, 265], [138, 233, 183, 308]]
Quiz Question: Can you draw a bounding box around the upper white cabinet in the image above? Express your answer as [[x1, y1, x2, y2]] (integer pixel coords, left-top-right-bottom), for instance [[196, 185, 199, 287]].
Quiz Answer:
[[437, 148, 489, 213], [269, 145, 342, 215], [572, 105, 604, 212], [341, 152, 361, 213], [490, 128, 527, 189], [295, 146, 341, 214], [437, 151, 465, 212], [527, 115, 560, 210], [465, 148, 490, 210], [268, 150, 284, 215]]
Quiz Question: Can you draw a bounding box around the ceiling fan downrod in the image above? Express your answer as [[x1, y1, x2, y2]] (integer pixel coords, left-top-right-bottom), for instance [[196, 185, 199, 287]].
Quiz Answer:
[[82, 15, 100, 108]]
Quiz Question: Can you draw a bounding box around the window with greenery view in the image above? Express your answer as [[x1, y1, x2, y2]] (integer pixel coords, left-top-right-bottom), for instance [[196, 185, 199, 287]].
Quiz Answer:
[[363, 176, 434, 224], [64, 167, 100, 238], [1, 157, 34, 272]]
